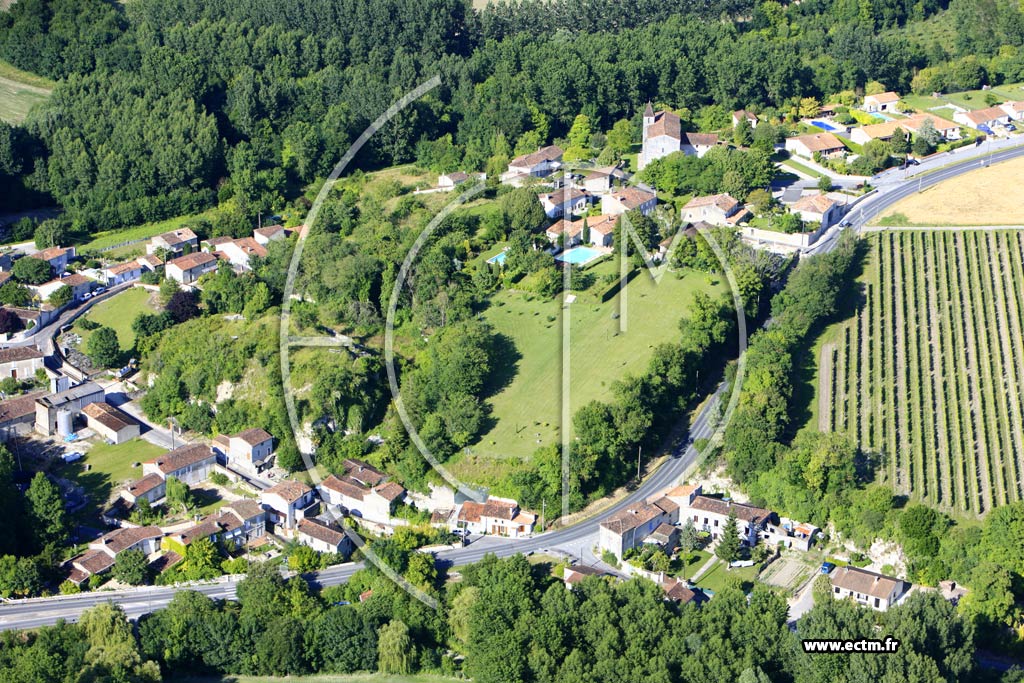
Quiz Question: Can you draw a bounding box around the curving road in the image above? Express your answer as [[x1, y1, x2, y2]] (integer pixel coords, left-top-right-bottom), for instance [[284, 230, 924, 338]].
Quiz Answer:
[[3, 141, 1024, 631]]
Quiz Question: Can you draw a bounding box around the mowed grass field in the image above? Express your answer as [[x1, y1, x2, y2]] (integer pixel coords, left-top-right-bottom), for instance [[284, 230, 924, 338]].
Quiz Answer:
[[79, 208, 220, 256], [0, 59, 52, 124], [807, 230, 1024, 517], [874, 155, 1024, 226], [66, 438, 166, 510], [77, 287, 160, 350], [448, 261, 725, 482]]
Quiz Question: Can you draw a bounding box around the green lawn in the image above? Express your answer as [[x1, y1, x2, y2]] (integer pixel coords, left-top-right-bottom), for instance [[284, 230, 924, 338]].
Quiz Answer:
[[79, 208, 218, 255], [0, 59, 52, 124], [780, 158, 824, 179], [77, 287, 160, 350], [693, 559, 760, 594], [65, 439, 167, 511], [449, 261, 725, 481], [172, 675, 463, 683], [672, 549, 713, 581]]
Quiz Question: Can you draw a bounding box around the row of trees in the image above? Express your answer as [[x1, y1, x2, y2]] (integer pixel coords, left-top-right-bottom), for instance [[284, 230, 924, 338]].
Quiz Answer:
[[3, 0, 999, 223], [0, 552, 987, 682]]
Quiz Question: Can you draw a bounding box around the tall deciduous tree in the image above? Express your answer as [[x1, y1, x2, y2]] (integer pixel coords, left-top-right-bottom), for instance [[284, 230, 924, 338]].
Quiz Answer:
[[26, 472, 67, 547], [377, 619, 415, 675]]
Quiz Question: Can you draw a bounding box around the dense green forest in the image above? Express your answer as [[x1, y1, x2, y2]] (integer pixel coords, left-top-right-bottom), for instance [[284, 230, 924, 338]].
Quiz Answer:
[[0, 553, 996, 683], [4, 0, 1024, 226]]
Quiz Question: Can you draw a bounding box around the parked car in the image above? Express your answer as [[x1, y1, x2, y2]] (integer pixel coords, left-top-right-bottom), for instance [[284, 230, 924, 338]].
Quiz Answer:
[[453, 528, 471, 538], [95, 286, 106, 294], [821, 561, 836, 574], [62, 452, 84, 464]]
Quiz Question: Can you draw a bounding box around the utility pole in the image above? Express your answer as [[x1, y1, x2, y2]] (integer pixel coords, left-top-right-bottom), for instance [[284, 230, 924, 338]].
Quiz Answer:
[[257, 211, 263, 230], [541, 499, 546, 531], [637, 445, 642, 479]]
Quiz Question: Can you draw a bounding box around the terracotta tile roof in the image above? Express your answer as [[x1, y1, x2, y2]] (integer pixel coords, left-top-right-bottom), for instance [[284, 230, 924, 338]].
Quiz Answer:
[[482, 498, 517, 520], [733, 109, 758, 123], [599, 501, 673, 535], [106, 261, 141, 276], [145, 444, 215, 476], [155, 228, 197, 246], [662, 578, 701, 603], [57, 274, 90, 287], [254, 225, 285, 238], [222, 500, 264, 521], [372, 481, 406, 502], [646, 110, 682, 140], [125, 473, 164, 498], [539, 188, 589, 206], [960, 106, 1008, 126], [856, 120, 904, 140], [789, 132, 845, 153], [230, 237, 268, 259], [0, 347, 43, 364], [793, 194, 839, 214], [30, 246, 71, 262], [901, 113, 958, 132], [689, 496, 771, 524], [430, 508, 454, 524], [1003, 101, 1024, 113], [166, 251, 217, 272], [203, 236, 233, 248], [320, 474, 366, 501], [864, 91, 899, 105], [442, 172, 469, 183], [0, 390, 46, 423], [263, 479, 313, 504], [67, 567, 89, 584], [342, 459, 386, 487], [149, 551, 182, 574], [831, 566, 903, 599], [664, 484, 699, 498], [684, 193, 739, 213], [178, 518, 223, 545], [510, 145, 564, 169], [651, 496, 679, 513], [82, 402, 136, 433], [683, 132, 719, 147], [458, 500, 485, 523], [93, 526, 162, 554], [298, 518, 346, 546], [608, 187, 656, 211], [233, 427, 273, 446], [137, 255, 163, 268], [565, 565, 605, 584], [546, 219, 583, 238], [75, 550, 115, 575], [583, 214, 618, 235]]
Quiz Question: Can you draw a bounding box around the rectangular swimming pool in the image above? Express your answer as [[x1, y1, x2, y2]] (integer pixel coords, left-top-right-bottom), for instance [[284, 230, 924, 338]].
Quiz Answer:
[[487, 250, 507, 265], [811, 120, 837, 132], [555, 246, 604, 265]]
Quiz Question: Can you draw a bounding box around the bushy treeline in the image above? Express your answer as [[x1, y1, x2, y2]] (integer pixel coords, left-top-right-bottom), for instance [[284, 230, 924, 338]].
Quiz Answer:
[[3, 0, 1011, 227], [0, 553, 991, 683]]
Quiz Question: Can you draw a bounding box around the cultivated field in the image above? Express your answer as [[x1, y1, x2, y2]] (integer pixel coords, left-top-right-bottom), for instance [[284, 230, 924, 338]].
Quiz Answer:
[[449, 262, 725, 482], [875, 156, 1024, 226], [821, 230, 1024, 515], [0, 59, 52, 124]]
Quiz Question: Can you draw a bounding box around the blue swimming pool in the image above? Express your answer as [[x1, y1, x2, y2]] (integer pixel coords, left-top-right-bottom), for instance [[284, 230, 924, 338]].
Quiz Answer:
[[811, 120, 837, 132], [556, 246, 604, 265], [874, 112, 894, 122], [487, 250, 507, 265]]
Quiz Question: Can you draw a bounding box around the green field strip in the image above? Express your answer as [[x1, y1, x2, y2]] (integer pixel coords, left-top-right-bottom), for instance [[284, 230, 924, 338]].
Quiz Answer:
[[884, 233, 902, 489], [901, 232, 926, 500], [892, 232, 913, 495], [946, 232, 985, 514], [872, 238, 888, 473], [837, 325, 849, 432], [931, 231, 969, 512], [966, 231, 1010, 508], [918, 232, 951, 509], [858, 294, 872, 447], [911, 232, 941, 505], [983, 232, 1023, 502], [956, 232, 996, 512], [1001, 233, 1024, 500]]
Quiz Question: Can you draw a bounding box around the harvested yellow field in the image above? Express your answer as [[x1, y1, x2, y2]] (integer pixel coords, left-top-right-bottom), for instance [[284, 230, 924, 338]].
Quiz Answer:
[[877, 155, 1024, 226]]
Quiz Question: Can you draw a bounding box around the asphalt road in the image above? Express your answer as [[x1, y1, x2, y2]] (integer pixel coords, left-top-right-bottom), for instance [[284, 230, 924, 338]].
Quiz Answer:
[[4, 142, 1024, 631]]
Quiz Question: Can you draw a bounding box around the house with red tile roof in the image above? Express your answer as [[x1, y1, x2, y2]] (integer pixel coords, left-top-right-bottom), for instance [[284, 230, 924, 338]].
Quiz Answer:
[[213, 427, 274, 471], [261, 479, 315, 530], [165, 251, 218, 284], [142, 444, 217, 485], [457, 496, 537, 538], [640, 104, 719, 170]]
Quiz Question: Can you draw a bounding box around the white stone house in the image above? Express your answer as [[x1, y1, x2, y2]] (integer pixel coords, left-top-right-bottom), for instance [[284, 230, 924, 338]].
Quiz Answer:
[[601, 187, 657, 217], [261, 479, 316, 530], [456, 497, 537, 538], [147, 228, 198, 256], [681, 193, 742, 226], [862, 91, 900, 113], [214, 427, 274, 471], [142, 444, 217, 485], [830, 566, 907, 611], [0, 346, 44, 381], [165, 252, 218, 284]]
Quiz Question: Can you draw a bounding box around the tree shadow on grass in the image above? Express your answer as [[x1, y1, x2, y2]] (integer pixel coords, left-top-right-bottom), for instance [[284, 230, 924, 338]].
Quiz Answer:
[[482, 332, 522, 400]]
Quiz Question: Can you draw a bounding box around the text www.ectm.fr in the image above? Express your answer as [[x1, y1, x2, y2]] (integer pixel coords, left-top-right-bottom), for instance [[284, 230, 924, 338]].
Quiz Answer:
[[802, 638, 901, 654]]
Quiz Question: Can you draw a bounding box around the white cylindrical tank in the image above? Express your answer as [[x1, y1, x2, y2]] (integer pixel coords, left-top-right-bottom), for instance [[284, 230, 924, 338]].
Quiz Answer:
[[56, 409, 74, 437]]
